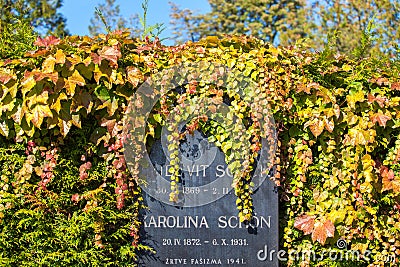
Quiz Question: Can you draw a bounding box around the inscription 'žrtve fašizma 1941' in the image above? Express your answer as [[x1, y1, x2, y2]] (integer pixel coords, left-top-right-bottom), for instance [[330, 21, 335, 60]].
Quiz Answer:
[[144, 215, 271, 229]]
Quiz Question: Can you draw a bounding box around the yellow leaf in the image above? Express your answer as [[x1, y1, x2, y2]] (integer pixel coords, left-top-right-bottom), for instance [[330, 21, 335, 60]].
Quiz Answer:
[[26, 104, 53, 128], [42, 56, 55, 73], [328, 210, 347, 224], [346, 90, 364, 109], [342, 64, 352, 71], [71, 114, 81, 128], [21, 75, 36, 96], [58, 119, 72, 137], [54, 49, 66, 64], [51, 92, 68, 113], [0, 121, 9, 136], [66, 70, 85, 96], [27, 91, 49, 108]]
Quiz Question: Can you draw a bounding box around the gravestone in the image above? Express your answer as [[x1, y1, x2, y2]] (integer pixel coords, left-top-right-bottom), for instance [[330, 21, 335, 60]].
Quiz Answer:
[[138, 131, 279, 266]]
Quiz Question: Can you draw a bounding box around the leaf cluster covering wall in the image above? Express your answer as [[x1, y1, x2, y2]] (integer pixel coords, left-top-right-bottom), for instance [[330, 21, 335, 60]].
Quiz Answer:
[[0, 32, 399, 266]]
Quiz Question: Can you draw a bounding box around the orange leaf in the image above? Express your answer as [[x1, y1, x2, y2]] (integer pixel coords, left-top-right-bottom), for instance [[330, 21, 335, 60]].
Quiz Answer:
[[308, 119, 324, 137], [380, 166, 400, 193], [126, 66, 143, 87], [391, 82, 400, 90], [98, 46, 121, 67], [311, 219, 335, 245], [324, 119, 334, 133], [294, 214, 316, 235], [370, 112, 391, 127]]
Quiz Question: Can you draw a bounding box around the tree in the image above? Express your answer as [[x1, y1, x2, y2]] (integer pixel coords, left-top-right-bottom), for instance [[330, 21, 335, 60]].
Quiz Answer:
[[307, 0, 400, 57], [89, 0, 140, 37], [170, 0, 307, 45], [0, 0, 68, 36]]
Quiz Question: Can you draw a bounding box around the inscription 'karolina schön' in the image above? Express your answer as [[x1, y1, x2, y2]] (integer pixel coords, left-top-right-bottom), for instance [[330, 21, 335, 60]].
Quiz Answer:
[[144, 215, 271, 229]]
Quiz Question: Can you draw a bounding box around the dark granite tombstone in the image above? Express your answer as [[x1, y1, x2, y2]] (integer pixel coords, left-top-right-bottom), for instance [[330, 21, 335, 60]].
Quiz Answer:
[[138, 131, 279, 266]]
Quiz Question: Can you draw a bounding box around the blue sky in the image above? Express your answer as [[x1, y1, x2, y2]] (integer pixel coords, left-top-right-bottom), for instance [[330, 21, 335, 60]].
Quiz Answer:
[[60, 0, 210, 45]]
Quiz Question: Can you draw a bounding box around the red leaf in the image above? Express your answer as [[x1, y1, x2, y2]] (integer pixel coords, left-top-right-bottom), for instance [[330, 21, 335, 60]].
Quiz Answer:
[[294, 214, 316, 235], [34, 36, 60, 48], [91, 52, 102, 65], [0, 73, 13, 84]]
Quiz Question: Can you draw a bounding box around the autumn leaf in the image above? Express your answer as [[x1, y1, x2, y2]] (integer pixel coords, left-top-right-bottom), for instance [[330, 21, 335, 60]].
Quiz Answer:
[[370, 112, 391, 127], [304, 118, 324, 137], [311, 219, 335, 245], [0, 121, 9, 136], [21, 74, 36, 96], [51, 93, 68, 113], [295, 215, 335, 245], [126, 66, 143, 87], [66, 70, 85, 96], [32, 71, 58, 84], [346, 90, 364, 109], [54, 49, 66, 64], [0, 70, 13, 84], [391, 82, 400, 90], [26, 104, 53, 128], [42, 56, 56, 73], [324, 118, 334, 133], [380, 166, 400, 193], [98, 46, 121, 68], [58, 119, 72, 137], [294, 214, 316, 235], [367, 94, 387, 108], [34, 36, 60, 48]]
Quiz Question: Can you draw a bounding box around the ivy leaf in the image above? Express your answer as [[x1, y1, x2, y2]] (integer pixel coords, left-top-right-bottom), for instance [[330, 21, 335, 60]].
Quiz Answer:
[[51, 93, 68, 114], [42, 56, 56, 73], [66, 70, 85, 96], [98, 46, 121, 68], [324, 118, 334, 133], [311, 219, 335, 245], [0, 120, 9, 136], [26, 104, 53, 128], [59, 119, 72, 137], [54, 49, 66, 64], [305, 119, 324, 137], [126, 66, 143, 87], [21, 74, 36, 96], [370, 112, 391, 127], [346, 90, 364, 109], [294, 214, 316, 235], [391, 82, 400, 90], [34, 36, 60, 48], [380, 166, 400, 193], [0, 70, 13, 84]]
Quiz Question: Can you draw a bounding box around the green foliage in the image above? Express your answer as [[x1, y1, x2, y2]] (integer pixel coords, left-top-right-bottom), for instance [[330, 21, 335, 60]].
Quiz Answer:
[[171, 0, 399, 56], [138, 0, 165, 40], [0, 0, 68, 36], [0, 32, 400, 266], [0, 19, 37, 59], [307, 0, 400, 57], [170, 0, 306, 45]]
